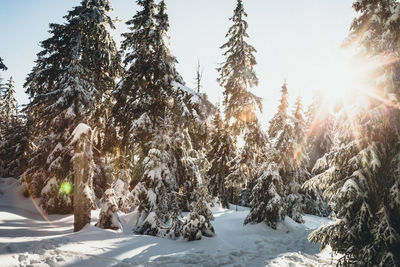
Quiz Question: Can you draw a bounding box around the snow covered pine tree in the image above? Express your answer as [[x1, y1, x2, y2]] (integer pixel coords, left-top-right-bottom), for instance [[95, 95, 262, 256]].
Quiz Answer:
[[246, 83, 305, 227], [24, 0, 120, 214], [306, 0, 400, 265], [207, 106, 236, 207], [0, 57, 6, 71], [112, 0, 214, 239], [0, 77, 28, 178], [217, 0, 266, 205]]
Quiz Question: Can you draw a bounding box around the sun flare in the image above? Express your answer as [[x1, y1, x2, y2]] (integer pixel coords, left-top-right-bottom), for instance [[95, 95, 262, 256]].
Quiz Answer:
[[314, 49, 380, 110]]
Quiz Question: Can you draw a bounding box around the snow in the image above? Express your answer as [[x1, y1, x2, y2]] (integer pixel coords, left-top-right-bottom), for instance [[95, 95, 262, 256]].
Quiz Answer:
[[70, 123, 91, 144], [0, 178, 338, 266]]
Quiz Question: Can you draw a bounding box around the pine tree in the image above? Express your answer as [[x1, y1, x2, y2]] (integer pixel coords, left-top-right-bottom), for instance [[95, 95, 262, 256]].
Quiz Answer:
[[304, 92, 334, 170], [218, 0, 265, 204], [307, 1, 400, 265], [131, 116, 180, 237], [96, 188, 122, 230], [207, 106, 236, 206], [244, 162, 285, 229], [0, 57, 6, 71], [24, 0, 120, 214], [1, 77, 17, 119], [247, 83, 305, 227], [268, 83, 294, 173], [286, 95, 309, 223], [111, 0, 210, 238], [0, 77, 28, 178], [218, 0, 261, 134]]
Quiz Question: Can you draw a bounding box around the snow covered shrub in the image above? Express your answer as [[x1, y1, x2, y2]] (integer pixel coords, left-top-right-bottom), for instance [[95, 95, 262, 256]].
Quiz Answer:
[[182, 203, 215, 241], [182, 212, 210, 241], [245, 163, 285, 229], [96, 188, 121, 230], [113, 178, 133, 213]]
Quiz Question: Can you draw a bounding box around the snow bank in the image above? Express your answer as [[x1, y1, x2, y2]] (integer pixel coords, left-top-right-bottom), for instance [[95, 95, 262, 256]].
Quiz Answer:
[[0, 178, 338, 266]]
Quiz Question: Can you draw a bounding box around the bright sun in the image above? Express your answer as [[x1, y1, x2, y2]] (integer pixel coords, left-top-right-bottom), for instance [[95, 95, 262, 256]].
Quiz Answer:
[[313, 49, 378, 109]]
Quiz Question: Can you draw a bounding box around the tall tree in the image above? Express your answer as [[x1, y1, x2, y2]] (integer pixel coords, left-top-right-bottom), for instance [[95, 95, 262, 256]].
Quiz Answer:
[[307, 1, 400, 265], [1, 77, 16, 119], [207, 106, 236, 206], [113, 0, 211, 238], [218, 0, 265, 204], [24, 0, 121, 214], [218, 0, 261, 134], [0, 77, 27, 178], [304, 92, 334, 170]]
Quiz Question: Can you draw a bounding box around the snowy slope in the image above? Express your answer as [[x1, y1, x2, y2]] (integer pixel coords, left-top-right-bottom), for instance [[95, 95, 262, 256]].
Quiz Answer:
[[0, 178, 338, 266]]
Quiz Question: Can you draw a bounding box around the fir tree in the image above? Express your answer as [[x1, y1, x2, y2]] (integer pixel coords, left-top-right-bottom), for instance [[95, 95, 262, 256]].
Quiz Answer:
[[1, 77, 17, 119], [0, 77, 28, 178], [268, 83, 294, 173], [112, 0, 210, 237], [218, 0, 261, 134], [207, 106, 236, 207], [307, 1, 400, 265], [24, 0, 121, 213], [244, 162, 285, 229], [304, 92, 334, 170], [218, 0, 265, 204], [247, 83, 304, 226], [0, 57, 6, 71]]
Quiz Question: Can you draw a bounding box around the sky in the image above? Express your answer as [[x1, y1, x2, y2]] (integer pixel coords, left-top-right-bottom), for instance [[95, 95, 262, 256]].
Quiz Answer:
[[0, 0, 356, 126]]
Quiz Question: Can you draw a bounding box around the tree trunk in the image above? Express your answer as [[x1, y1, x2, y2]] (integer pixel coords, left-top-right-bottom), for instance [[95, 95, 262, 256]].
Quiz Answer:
[[73, 129, 93, 232]]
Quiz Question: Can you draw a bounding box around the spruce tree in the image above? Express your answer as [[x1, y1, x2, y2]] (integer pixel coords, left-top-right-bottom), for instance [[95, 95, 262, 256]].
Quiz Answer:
[[0, 77, 27, 178], [245, 162, 285, 229], [247, 83, 305, 226], [24, 0, 121, 214], [0, 57, 6, 71], [268, 83, 294, 172], [218, 0, 260, 133], [307, 1, 400, 265], [218, 0, 265, 204], [1, 77, 17, 119], [207, 106, 236, 206], [113, 0, 211, 237], [304, 92, 334, 170]]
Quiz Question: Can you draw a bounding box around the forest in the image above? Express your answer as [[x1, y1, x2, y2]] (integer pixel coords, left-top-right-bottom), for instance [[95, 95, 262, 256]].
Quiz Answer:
[[0, 0, 400, 266]]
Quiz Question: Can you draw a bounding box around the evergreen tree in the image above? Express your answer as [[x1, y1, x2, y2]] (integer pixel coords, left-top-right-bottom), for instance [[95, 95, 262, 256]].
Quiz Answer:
[[286, 95, 309, 223], [1, 77, 17, 119], [304, 92, 334, 170], [24, 0, 121, 213], [244, 162, 285, 229], [0, 77, 28, 178], [307, 1, 400, 265], [268, 83, 294, 172], [207, 106, 236, 207], [247, 83, 304, 226], [218, 0, 261, 134], [96, 188, 122, 230], [113, 0, 210, 237], [218, 0, 265, 204], [0, 57, 6, 71]]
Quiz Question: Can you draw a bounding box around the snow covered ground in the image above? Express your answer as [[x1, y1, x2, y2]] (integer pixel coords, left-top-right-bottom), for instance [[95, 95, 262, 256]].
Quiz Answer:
[[0, 178, 337, 266]]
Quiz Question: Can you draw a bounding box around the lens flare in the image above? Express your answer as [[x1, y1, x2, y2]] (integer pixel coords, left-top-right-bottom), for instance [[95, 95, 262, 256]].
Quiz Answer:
[[59, 182, 72, 195]]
